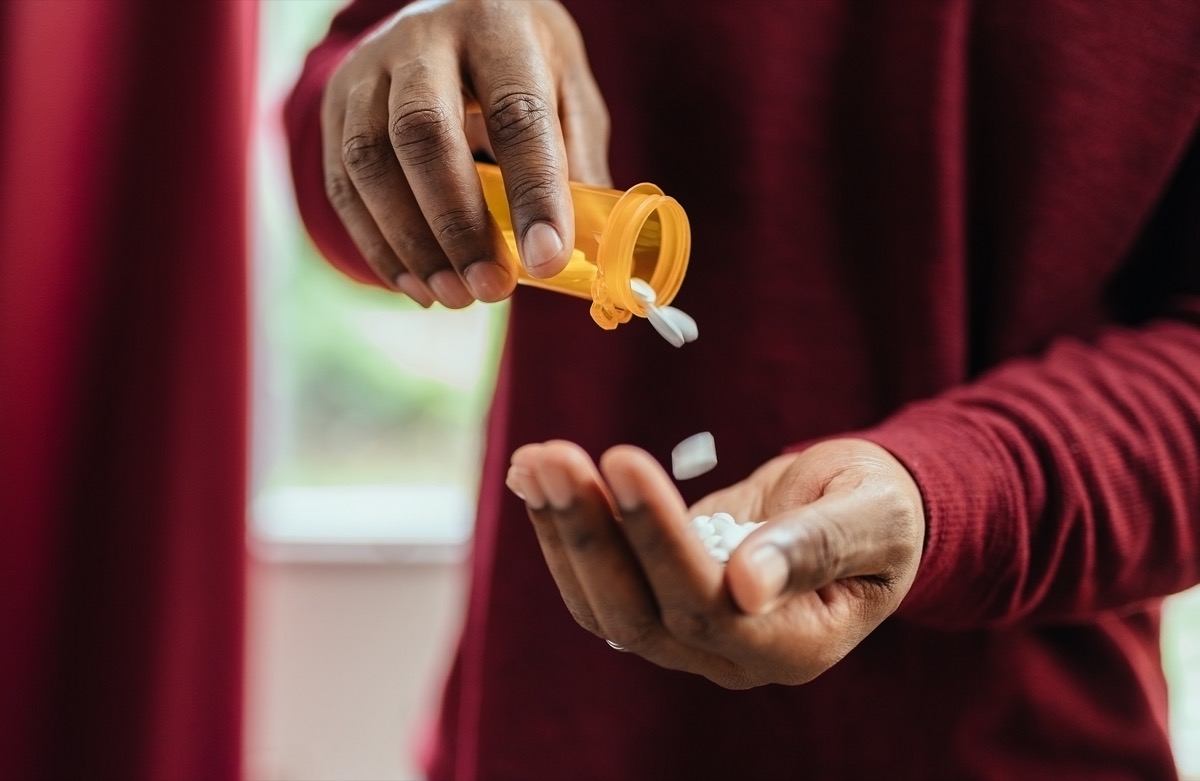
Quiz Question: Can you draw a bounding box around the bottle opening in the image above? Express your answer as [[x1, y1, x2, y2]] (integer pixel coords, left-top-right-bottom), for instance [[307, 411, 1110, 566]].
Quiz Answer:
[[631, 210, 662, 286], [591, 185, 690, 328]]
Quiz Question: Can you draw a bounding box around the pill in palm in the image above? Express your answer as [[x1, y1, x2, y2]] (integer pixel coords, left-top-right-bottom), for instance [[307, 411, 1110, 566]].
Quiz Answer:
[[671, 431, 718, 480], [710, 512, 736, 534], [689, 515, 716, 539], [689, 513, 766, 564]]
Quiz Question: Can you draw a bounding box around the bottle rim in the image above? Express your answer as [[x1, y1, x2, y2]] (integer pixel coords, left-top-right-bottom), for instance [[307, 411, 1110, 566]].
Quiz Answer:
[[590, 183, 691, 329]]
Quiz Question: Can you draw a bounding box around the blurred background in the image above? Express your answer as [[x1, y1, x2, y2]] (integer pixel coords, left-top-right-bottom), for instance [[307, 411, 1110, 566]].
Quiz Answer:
[[243, 4, 1200, 780], [245, 3, 501, 779]]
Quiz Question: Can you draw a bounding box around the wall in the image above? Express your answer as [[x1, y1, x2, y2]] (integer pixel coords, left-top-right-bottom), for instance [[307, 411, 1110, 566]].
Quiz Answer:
[[244, 557, 466, 781]]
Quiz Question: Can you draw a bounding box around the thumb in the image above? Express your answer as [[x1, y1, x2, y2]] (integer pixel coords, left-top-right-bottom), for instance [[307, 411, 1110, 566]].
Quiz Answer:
[[726, 490, 886, 615]]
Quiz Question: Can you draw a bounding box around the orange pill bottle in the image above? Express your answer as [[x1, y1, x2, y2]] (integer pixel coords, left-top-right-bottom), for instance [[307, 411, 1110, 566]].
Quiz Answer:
[[475, 162, 691, 329]]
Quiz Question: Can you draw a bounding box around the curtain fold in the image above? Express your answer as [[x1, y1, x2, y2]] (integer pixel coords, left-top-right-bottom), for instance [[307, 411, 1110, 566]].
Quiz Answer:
[[0, 2, 256, 779]]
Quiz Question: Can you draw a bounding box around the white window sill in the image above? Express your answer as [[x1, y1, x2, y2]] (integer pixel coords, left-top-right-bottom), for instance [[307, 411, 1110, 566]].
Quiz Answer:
[[249, 484, 473, 564]]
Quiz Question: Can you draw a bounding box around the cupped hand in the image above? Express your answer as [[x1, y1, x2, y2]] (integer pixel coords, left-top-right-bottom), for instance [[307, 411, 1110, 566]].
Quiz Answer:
[[322, 0, 611, 307], [506, 438, 925, 689]]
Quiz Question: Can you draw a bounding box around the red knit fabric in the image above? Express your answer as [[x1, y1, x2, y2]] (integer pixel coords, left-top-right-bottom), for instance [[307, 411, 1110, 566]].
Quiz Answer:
[[0, 3, 255, 779], [286, 2, 1200, 779]]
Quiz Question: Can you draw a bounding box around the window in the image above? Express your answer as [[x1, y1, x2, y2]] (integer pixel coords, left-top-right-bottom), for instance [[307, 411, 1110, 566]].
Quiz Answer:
[[250, 0, 505, 562]]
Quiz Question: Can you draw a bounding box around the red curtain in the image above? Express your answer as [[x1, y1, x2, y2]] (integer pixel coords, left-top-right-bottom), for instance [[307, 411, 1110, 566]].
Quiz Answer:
[[0, 2, 256, 779]]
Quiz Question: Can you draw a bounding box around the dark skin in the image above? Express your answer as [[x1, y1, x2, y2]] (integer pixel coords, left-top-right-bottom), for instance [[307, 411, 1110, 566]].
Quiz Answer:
[[322, 0, 927, 687], [321, 0, 610, 307], [506, 439, 925, 689]]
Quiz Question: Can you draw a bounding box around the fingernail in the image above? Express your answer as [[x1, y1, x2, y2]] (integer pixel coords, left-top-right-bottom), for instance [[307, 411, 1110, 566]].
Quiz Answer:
[[506, 465, 545, 509], [427, 270, 473, 308], [464, 261, 514, 302], [520, 221, 563, 276], [749, 545, 790, 612], [394, 273, 434, 308], [604, 468, 640, 513]]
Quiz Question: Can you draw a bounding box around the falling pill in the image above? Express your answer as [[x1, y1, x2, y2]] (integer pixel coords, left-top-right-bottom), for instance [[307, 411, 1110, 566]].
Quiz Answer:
[[630, 277, 698, 347], [671, 431, 718, 480], [647, 304, 686, 348], [660, 306, 698, 342]]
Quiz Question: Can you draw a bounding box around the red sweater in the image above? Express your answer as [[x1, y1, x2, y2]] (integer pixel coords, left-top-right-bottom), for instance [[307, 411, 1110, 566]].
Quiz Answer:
[[286, 2, 1200, 779]]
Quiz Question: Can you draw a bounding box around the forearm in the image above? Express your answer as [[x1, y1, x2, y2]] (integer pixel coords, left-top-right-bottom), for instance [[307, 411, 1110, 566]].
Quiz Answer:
[[864, 303, 1200, 630]]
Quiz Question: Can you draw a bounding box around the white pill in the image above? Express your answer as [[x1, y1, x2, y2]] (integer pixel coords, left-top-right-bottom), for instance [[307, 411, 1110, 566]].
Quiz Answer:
[[629, 277, 657, 305], [671, 431, 718, 480], [687, 512, 768, 564], [710, 513, 736, 535], [646, 304, 685, 348], [660, 305, 698, 343], [629, 277, 699, 347], [720, 524, 751, 548]]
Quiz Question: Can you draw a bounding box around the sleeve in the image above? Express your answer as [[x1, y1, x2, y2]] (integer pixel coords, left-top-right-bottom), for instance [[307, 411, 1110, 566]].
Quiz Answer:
[[861, 142, 1200, 630], [282, 0, 407, 287]]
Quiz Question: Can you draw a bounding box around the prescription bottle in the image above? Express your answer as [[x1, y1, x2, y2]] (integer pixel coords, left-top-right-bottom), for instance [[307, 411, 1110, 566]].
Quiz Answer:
[[476, 162, 691, 329]]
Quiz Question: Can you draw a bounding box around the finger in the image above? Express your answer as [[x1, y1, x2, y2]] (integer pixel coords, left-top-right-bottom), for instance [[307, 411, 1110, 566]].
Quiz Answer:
[[506, 450, 599, 635], [598, 447, 730, 650], [388, 53, 516, 302], [468, 29, 574, 278], [513, 443, 664, 643], [321, 79, 435, 306], [727, 489, 902, 615], [559, 64, 612, 187], [516, 442, 749, 684], [339, 72, 478, 308], [535, 444, 741, 679]]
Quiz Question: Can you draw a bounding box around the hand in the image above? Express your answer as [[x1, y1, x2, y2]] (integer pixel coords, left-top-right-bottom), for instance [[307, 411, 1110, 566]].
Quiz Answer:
[[321, 0, 611, 308], [506, 438, 925, 689]]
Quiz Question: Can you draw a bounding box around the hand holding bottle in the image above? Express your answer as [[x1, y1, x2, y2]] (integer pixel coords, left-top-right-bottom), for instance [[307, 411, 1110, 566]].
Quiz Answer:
[[321, 0, 612, 307]]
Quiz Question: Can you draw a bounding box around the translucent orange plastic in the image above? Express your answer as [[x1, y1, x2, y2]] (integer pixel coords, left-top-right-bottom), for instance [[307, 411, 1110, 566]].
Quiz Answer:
[[476, 162, 691, 329]]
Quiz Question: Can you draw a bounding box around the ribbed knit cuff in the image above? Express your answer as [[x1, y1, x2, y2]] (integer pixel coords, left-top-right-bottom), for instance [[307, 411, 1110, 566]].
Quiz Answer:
[[852, 401, 1027, 628]]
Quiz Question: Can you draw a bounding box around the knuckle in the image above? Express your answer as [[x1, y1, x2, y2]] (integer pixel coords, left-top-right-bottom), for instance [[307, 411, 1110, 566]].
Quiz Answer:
[[505, 169, 559, 212], [472, 0, 517, 24], [388, 98, 455, 167], [486, 88, 553, 147], [323, 170, 358, 213], [557, 520, 596, 554], [430, 206, 485, 244], [341, 130, 393, 183]]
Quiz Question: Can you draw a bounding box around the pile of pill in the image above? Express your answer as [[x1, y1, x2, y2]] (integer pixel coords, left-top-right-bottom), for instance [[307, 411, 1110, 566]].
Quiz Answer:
[[669, 431, 764, 563], [689, 513, 766, 564], [630, 277, 698, 348]]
